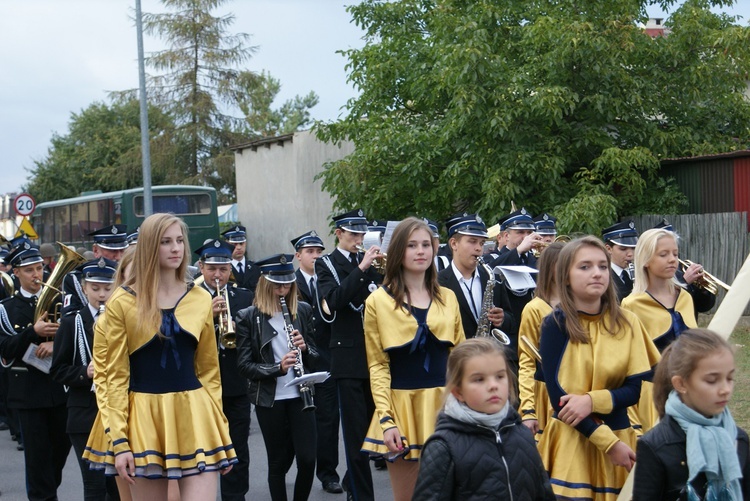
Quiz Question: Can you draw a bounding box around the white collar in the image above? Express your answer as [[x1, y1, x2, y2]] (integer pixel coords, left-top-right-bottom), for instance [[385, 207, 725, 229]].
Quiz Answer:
[[19, 287, 40, 299], [451, 261, 478, 284]]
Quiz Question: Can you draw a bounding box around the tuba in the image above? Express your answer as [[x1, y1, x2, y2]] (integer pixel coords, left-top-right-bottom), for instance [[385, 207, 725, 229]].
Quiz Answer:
[[34, 244, 85, 323], [475, 256, 511, 345], [0, 270, 14, 298], [216, 278, 236, 349]]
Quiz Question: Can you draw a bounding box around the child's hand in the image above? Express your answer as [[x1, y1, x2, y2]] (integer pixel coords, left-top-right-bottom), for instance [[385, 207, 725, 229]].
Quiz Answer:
[[522, 419, 539, 435], [606, 441, 635, 472], [557, 394, 592, 426], [383, 427, 404, 454]]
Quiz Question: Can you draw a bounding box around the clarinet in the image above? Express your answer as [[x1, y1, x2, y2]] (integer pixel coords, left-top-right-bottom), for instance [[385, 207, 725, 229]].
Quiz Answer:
[[279, 296, 316, 412]]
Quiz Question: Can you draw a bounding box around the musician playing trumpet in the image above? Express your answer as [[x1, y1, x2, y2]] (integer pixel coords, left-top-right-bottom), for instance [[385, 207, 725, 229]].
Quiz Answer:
[[602, 220, 639, 302], [195, 239, 254, 501]]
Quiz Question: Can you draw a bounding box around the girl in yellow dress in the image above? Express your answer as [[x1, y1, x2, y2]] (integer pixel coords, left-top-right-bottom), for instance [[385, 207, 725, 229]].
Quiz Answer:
[[83, 213, 237, 501], [361, 217, 464, 501], [537, 236, 659, 500], [621, 228, 697, 433], [518, 241, 565, 441]]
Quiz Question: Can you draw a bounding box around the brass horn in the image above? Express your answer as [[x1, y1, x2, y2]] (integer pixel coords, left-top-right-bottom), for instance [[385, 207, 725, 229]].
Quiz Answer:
[[34, 244, 85, 323], [678, 259, 730, 296]]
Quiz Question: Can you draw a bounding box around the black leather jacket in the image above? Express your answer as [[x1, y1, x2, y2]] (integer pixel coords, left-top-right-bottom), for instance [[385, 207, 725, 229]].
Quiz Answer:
[[634, 414, 750, 500], [235, 301, 318, 408]]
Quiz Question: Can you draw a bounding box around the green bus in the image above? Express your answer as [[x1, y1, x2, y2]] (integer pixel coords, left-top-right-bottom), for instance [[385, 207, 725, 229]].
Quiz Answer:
[[31, 185, 219, 254]]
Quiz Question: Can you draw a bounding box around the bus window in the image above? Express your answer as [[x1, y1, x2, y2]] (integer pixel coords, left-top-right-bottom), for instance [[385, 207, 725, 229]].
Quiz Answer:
[[54, 205, 71, 243], [133, 193, 212, 216]]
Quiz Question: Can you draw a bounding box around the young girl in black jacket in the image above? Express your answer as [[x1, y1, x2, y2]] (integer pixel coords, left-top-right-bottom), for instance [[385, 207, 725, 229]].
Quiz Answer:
[[634, 328, 750, 500], [413, 338, 554, 501], [235, 254, 319, 501]]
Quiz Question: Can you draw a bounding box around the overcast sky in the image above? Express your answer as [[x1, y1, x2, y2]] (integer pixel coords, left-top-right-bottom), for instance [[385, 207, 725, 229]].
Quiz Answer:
[[1, 1, 748, 197]]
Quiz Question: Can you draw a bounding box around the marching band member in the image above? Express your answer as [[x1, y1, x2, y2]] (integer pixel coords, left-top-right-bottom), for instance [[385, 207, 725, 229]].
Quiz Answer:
[[653, 219, 716, 316], [537, 236, 659, 500], [82, 213, 236, 501], [50, 257, 119, 500], [291, 231, 344, 494], [315, 208, 382, 501], [533, 213, 558, 243], [622, 228, 697, 433], [518, 241, 565, 440], [62, 224, 129, 313], [222, 225, 261, 294], [0, 238, 70, 501], [195, 239, 254, 501], [437, 214, 516, 369], [236, 254, 319, 501], [602, 220, 639, 302], [126, 227, 139, 246], [423, 218, 450, 272], [489, 208, 541, 320], [361, 217, 464, 501]]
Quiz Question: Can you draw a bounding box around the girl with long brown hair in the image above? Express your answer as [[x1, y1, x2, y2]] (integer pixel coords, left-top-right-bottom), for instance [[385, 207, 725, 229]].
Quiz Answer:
[[360, 217, 464, 500], [536, 236, 659, 500]]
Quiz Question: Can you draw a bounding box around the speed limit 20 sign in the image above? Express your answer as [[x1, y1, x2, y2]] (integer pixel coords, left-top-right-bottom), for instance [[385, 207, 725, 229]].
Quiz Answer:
[[14, 193, 36, 216]]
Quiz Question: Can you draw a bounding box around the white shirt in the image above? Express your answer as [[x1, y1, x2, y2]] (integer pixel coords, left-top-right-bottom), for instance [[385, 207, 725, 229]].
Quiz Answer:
[[451, 261, 482, 321], [269, 312, 300, 401]]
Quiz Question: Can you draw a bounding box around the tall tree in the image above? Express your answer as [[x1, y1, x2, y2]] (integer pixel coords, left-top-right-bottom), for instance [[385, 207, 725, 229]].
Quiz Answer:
[[316, 0, 750, 234], [26, 98, 182, 202]]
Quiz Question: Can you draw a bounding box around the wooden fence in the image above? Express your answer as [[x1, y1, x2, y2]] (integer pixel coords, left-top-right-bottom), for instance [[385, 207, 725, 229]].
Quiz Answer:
[[626, 212, 750, 316]]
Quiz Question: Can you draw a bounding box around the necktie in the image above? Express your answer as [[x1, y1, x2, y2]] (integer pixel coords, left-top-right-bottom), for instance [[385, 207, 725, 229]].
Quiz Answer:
[[350, 253, 358, 267], [621, 270, 632, 288], [309, 277, 316, 298], [237, 262, 244, 275]]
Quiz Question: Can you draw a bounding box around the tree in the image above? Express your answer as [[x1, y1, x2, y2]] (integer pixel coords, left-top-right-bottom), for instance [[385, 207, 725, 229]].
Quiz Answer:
[[315, 0, 750, 234], [26, 98, 182, 202]]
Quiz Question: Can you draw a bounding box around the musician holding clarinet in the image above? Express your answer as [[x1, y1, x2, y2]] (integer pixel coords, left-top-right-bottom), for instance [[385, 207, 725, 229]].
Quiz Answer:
[[236, 253, 319, 501]]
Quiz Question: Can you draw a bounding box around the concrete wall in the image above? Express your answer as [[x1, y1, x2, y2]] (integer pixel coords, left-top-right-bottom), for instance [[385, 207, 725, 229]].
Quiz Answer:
[[234, 130, 354, 260]]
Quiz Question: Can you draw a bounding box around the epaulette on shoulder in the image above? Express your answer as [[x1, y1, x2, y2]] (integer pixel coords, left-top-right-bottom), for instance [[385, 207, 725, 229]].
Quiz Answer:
[[63, 309, 80, 318]]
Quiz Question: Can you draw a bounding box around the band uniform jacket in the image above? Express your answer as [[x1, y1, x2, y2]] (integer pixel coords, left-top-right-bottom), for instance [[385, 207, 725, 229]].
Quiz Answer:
[[61, 270, 86, 315], [295, 269, 331, 373], [201, 282, 254, 398], [0, 293, 67, 409], [314, 250, 382, 380], [233, 259, 261, 294], [611, 268, 633, 302], [490, 247, 537, 324], [50, 306, 98, 433], [437, 265, 517, 356], [234, 302, 319, 408]]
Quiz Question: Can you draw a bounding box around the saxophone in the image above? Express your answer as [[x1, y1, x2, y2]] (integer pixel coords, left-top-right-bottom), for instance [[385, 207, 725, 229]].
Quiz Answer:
[[279, 296, 316, 412], [475, 256, 511, 345]]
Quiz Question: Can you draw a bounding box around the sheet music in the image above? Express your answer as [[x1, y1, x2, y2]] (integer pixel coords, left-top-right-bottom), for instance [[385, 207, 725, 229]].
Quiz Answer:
[[494, 265, 538, 291], [22, 344, 52, 374], [284, 371, 331, 387], [379, 221, 399, 255]]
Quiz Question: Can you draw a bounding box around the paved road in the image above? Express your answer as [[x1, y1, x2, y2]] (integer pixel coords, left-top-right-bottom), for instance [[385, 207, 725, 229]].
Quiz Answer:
[[0, 413, 394, 500]]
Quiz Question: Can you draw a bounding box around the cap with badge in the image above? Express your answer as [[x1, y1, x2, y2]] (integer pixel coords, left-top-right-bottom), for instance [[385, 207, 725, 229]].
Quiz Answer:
[[368, 220, 387, 235], [194, 239, 234, 264], [332, 209, 369, 234], [127, 227, 140, 245], [291, 231, 325, 251], [445, 213, 488, 238], [222, 225, 247, 244], [6, 238, 43, 268], [78, 258, 118, 284], [498, 208, 535, 232], [89, 225, 129, 250], [533, 213, 557, 236], [652, 218, 674, 232], [256, 254, 296, 284], [422, 218, 440, 239], [0, 248, 9, 265], [602, 220, 639, 247]]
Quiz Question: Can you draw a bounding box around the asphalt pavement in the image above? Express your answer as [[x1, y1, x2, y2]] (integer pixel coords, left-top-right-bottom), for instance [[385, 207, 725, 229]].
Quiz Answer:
[[0, 413, 394, 500]]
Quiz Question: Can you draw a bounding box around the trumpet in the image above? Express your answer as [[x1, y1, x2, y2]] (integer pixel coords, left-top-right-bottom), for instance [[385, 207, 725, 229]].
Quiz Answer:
[[355, 244, 387, 274], [678, 259, 730, 295], [216, 278, 236, 349], [530, 235, 571, 258]]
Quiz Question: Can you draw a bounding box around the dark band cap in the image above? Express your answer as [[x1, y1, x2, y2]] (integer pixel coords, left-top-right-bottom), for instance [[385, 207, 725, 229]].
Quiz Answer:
[[445, 213, 488, 238], [332, 209, 369, 234], [78, 258, 117, 284], [127, 227, 139, 245], [89, 225, 129, 250], [652, 218, 674, 232], [498, 208, 535, 231], [194, 239, 234, 264], [533, 213, 557, 235], [6, 242, 43, 268], [602, 220, 639, 247], [256, 253, 296, 284], [221, 225, 247, 244], [291, 231, 325, 251], [422, 218, 440, 238]]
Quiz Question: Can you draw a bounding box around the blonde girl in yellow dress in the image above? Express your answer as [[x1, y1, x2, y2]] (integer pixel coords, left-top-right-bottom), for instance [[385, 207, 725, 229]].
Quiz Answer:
[[622, 227, 697, 433], [361, 217, 464, 501], [83, 213, 236, 500], [537, 236, 659, 500]]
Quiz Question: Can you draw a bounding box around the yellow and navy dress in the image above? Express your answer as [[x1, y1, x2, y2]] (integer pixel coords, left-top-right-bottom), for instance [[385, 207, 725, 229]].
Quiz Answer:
[[621, 289, 696, 433], [518, 297, 553, 441], [362, 286, 464, 461], [83, 285, 237, 478], [537, 308, 660, 500]]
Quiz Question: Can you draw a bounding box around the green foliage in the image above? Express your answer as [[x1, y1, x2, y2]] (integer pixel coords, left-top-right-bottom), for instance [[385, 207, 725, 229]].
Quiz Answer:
[[316, 0, 750, 230]]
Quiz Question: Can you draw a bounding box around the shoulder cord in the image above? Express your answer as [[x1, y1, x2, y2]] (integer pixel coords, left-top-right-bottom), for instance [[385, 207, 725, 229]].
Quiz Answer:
[[72, 274, 88, 306], [319, 255, 364, 316], [0, 304, 16, 368], [74, 313, 92, 367]]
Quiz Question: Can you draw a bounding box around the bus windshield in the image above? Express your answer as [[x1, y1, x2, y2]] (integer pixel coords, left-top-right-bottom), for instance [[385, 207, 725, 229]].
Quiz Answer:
[[133, 193, 212, 216]]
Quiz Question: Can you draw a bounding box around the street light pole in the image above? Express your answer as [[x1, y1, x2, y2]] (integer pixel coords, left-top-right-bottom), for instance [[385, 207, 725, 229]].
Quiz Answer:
[[135, 0, 153, 216]]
